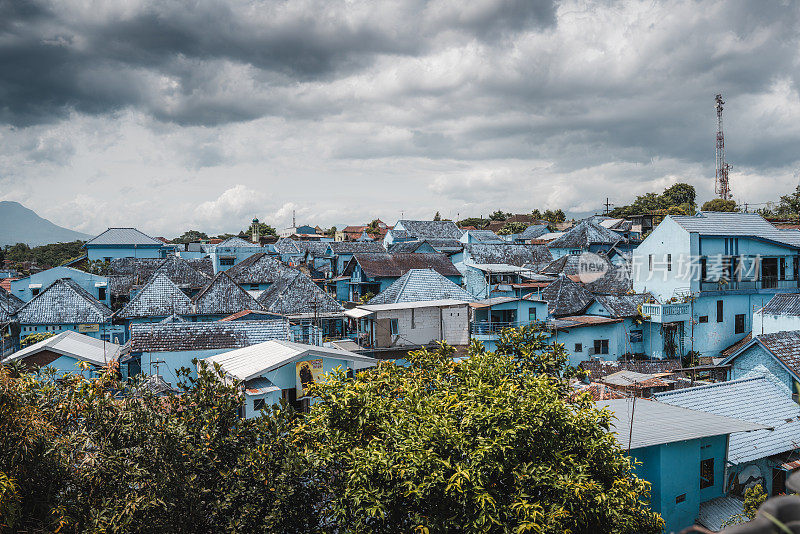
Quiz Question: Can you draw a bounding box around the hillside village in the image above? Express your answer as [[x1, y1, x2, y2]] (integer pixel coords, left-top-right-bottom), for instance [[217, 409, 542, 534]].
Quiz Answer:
[[6, 196, 800, 532]]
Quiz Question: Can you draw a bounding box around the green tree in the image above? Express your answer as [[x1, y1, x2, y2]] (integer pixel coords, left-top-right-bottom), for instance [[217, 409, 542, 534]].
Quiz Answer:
[[20, 332, 56, 348], [172, 230, 209, 243], [531, 209, 543, 220], [661, 183, 696, 207], [723, 484, 767, 526], [243, 221, 277, 238], [489, 210, 509, 221], [457, 217, 488, 229], [701, 198, 739, 212], [433, 211, 442, 221], [298, 334, 663, 533], [497, 221, 529, 235], [543, 209, 566, 223]]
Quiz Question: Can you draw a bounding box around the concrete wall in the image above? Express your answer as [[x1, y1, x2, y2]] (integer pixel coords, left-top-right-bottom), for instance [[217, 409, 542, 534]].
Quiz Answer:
[[19, 323, 125, 345], [753, 311, 800, 335], [632, 217, 692, 301], [373, 304, 469, 347]]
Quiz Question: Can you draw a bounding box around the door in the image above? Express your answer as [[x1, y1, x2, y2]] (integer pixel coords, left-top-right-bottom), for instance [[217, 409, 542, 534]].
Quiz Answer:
[[762, 258, 778, 289], [772, 468, 787, 496]]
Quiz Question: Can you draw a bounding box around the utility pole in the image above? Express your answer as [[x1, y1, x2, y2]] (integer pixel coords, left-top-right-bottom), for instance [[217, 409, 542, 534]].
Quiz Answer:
[[715, 94, 733, 200], [604, 198, 613, 216]]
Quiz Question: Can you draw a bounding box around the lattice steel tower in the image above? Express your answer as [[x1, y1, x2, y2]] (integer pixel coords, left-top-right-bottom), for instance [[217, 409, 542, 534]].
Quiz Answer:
[[715, 94, 732, 200]]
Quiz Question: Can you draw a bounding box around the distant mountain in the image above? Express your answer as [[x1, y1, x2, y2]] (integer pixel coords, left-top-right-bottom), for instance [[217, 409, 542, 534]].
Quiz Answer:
[[0, 201, 92, 247]]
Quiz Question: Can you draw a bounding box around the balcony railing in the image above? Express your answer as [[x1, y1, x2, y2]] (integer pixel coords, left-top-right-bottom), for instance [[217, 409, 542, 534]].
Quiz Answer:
[[641, 302, 691, 323], [471, 321, 533, 335], [700, 277, 799, 292]]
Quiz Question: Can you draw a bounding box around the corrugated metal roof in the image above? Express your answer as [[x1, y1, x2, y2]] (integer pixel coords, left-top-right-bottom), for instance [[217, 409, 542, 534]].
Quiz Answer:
[[358, 299, 472, 312], [127, 319, 289, 353], [3, 330, 121, 366], [14, 278, 113, 324], [655, 372, 796, 464], [204, 339, 377, 381], [368, 268, 476, 305], [697, 496, 744, 531], [671, 212, 800, 247], [598, 398, 768, 450], [760, 293, 800, 316], [85, 228, 163, 246]]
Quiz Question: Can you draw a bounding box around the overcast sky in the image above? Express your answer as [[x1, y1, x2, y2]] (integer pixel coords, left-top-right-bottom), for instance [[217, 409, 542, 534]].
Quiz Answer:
[[2, 0, 800, 237]]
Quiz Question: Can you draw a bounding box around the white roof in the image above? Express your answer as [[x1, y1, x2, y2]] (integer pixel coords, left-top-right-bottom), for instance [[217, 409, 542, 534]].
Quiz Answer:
[[203, 339, 378, 381], [344, 308, 374, 319], [536, 232, 563, 241], [468, 263, 531, 273], [357, 299, 472, 312], [3, 331, 121, 367]]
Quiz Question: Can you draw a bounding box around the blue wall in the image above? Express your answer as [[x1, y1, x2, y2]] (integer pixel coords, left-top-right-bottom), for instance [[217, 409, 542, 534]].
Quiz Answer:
[[87, 245, 165, 262], [11, 267, 110, 305]]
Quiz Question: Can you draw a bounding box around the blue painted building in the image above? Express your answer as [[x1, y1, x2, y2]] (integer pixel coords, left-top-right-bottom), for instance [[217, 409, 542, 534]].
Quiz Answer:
[[85, 228, 170, 262], [120, 319, 290, 384], [13, 278, 124, 344], [202, 236, 270, 273], [633, 212, 800, 359], [721, 330, 800, 397], [3, 331, 122, 379], [205, 340, 377, 418], [11, 266, 110, 305], [343, 253, 462, 302], [600, 398, 766, 534], [222, 252, 297, 294], [325, 241, 386, 277], [470, 296, 548, 351], [547, 218, 630, 260]]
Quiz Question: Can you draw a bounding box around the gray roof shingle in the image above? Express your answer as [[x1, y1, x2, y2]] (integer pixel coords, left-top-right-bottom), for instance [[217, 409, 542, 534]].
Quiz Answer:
[[86, 228, 163, 246], [14, 278, 113, 324], [127, 320, 289, 353], [760, 293, 800, 316], [273, 238, 302, 254], [547, 219, 622, 249], [117, 272, 195, 318], [257, 271, 344, 316], [593, 293, 652, 318], [671, 212, 800, 247], [397, 219, 463, 239], [655, 373, 799, 464], [464, 229, 504, 243], [465, 244, 552, 267], [108, 256, 211, 297], [750, 330, 800, 377], [347, 253, 461, 278], [223, 253, 297, 285], [327, 241, 386, 255], [540, 275, 593, 317], [192, 272, 264, 315], [216, 236, 257, 248], [0, 287, 24, 322], [368, 269, 476, 305], [518, 225, 549, 240]]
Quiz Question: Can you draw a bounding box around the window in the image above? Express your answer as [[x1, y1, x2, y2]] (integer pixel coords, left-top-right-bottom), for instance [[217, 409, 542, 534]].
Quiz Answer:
[[593, 339, 609, 355], [528, 308, 537, 322], [249, 284, 259, 290], [675, 493, 686, 504], [700, 257, 707, 281], [667, 254, 672, 272], [716, 300, 724, 323], [411, 308, 416, 329], [630, 330, 643, 343], [648, 254, 653, 272], [699, 315, 708, 323], [219, 257, 235, 266], [735, 314, 746, 334], [700, 458, 715, 489], [574, 343, 582, 352], [98, 287, 106, 300], [389, 318, 399, 335], [253, 398, 266, 411], [31, 288, 40, 297], [569, 249, 582, 255]]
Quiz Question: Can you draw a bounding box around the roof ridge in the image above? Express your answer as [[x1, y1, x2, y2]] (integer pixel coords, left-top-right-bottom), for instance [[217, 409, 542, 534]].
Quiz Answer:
[[655, 375, 768, 397]]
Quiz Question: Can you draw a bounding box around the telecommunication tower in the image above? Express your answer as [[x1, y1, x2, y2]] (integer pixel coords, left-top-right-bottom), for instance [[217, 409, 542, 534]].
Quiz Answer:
[[715, 94, 732, 200]]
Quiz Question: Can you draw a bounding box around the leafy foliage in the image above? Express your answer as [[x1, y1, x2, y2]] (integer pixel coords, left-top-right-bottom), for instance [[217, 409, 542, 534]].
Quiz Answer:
[[542, 209, 566, 223], [20, 332, 56, 347], [609, 183, 696, 217], [1, 328, 662, 533], [297, 333, 662, 533], [457, 217, 489, 229], [433, 211, 442, 221], [172, 230, 209, 243], [4, 240, 85, 270], [724, 484, 767, 526], [242, 221, 277, 238], [701, 198, 739, 212], [497, 221, 529, 235], [758, 185, 800, 220], [489, 210, 510, 221]]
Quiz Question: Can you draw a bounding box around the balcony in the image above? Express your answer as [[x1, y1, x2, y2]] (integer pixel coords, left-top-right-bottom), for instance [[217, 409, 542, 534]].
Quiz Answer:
[[642, 302, 691, 323], [700, 277, 799, 293], [471, 321, 532, 336]]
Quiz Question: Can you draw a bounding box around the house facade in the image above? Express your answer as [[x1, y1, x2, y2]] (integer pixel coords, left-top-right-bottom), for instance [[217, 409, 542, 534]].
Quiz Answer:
[[85, 228, 169, 262]]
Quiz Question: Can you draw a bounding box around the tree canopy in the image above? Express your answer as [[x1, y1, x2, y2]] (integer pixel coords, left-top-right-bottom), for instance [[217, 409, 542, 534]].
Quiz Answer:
[[497, 221, 529, 235], [242, 221, 277, 238], [758, 185, 800, 220], [4, 240, 85, 270], [171, 230, 209, 243], [609, 183, 696, 217], [701, 198, 739, 212]]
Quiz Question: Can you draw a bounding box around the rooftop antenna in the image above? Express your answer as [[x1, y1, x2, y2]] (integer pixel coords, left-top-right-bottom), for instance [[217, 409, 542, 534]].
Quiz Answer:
[[715, 94, 733, 200], [292, 210, 296, 228]]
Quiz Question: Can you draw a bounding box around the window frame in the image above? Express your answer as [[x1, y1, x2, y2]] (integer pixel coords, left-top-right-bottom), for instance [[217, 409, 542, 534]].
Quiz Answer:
[[253, 398, 266, 411], [574, 343, 582, 353], [700, 458, 715, 489], [716, 300, 724, 323], [735, 313, 746, 334], [389, 318, 399, 335]]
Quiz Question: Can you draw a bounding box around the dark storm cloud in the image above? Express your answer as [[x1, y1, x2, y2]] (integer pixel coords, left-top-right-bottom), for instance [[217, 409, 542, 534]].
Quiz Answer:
[[0, 0, 556, 126]]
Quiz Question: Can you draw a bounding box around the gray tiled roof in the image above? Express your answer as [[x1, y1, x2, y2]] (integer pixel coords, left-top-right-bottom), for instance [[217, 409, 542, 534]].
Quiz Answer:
[[108, 256, 210, 297], [224, 253, 297, 285], [598, 397, 767, 450], [216, 236, 257, 248], [517, 225, 549, 240], [327, 241, 386, 255], [539, 254, 582, 275], [540, 275, 593, 317], [85, 228, 163, 246], [547, 219, 622, 249], [0, 287, 24, 322], [186, 257, 215, 278], [584, 263, 633, 295], [273, 238, 302, 254], [397, 220, 463, 239], [759, 293, 800, 316], [117, 272, 194, 318], [751, 330, 800, 377], [655, 373, 799, 464], [368, 269, 477, 305], [192, 272, 264, 315], [465, 244, 552, 267], [347, 253, 461, 278], [593, 293, 652, 318], [387, 240, 427, 253], [465, 229, 504, 243], [293, 240, 330, 257], [421, 238, 463, 252], [579, 359, 681, 381], [671, 212, 800, 247], [14, 278, 113, 324], [257, 271, 344, 316], [127, 320, 289, 353]]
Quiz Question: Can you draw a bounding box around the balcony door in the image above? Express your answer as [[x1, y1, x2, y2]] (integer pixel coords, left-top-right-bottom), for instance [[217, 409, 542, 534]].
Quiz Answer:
[[762, 258, 778, 289]]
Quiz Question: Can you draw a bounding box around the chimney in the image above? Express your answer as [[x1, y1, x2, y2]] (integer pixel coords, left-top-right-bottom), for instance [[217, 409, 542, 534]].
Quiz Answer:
[[252, 217, 260, 244]]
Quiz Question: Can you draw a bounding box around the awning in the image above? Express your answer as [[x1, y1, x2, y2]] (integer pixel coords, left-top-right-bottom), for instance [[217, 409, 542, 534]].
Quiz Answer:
[[28, 283, 42, 289], [344, 308, 374, 319], [94, 281, 107, 287]]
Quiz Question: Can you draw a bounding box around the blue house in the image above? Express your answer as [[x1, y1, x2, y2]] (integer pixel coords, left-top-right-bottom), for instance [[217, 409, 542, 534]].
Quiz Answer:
[[85, 228, 169, 262], [470, 296, 548, 351], [205, 340, 377, 417], [3, 330, 122, 379], [721, 330, 800, 397], [452, 243, 553, 298], [386, 240, 438, 254], [325, 241, 386, 277], [632, 212, 800, 359], [343, 252, 462, 302], [272, 238, 305, 265], [367, 268, 476, 305], [547, 218, 630, 260], [120, 319, 290, 383], [459, 229, 504, 245], [752, 292, 800, 336], [108, 256, 212, 309], [655, 370, 800, 509], [599, 398, 766, 534], [13, 278, 124, 344], [203, 236, 269, 273], [11, 266, 110, 305], [385, 220, 464, 255], [223, 253, 298, 294]]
